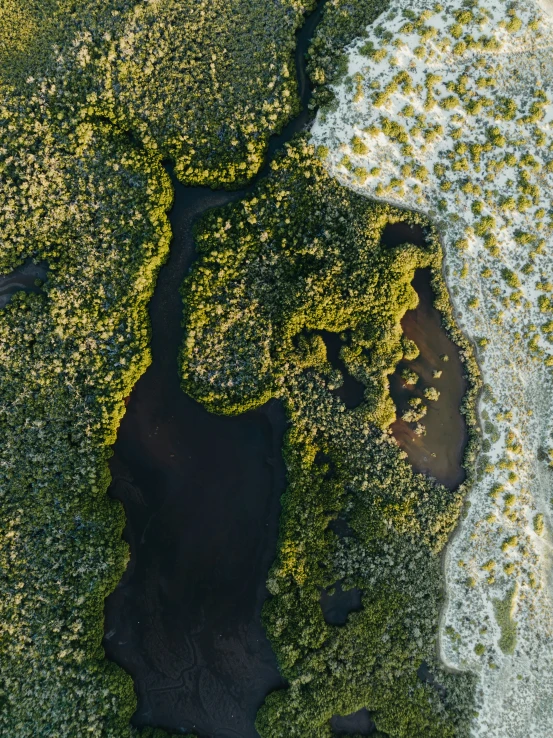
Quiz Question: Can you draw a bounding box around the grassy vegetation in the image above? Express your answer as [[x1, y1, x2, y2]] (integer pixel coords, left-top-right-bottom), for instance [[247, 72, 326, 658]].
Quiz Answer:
[[180, 138, 476, 737]]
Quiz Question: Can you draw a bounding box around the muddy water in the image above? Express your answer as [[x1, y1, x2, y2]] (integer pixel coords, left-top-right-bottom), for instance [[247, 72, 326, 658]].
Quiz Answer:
[[388, 268, 468, 489], [104, 3, 329, 737]]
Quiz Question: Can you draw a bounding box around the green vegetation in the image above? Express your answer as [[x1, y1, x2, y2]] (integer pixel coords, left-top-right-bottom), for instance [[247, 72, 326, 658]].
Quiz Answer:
[[401, 368, 419, 385], [0, 0, 323, 734], [307, 0, 391, 109], [493, 586, 518, 655], [0, 111, 178, 735], [180, 139, 476, 737], [1, 0, 483, 734], [2, 0, 315, 186]]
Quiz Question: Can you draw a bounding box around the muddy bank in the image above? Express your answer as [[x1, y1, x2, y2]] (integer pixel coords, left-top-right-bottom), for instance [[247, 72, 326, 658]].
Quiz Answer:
[[389, 268, 468, 489]]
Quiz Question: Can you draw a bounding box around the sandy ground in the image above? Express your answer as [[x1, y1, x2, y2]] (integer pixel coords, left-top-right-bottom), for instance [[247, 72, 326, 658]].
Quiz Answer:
[[310, 0, 553, 734]]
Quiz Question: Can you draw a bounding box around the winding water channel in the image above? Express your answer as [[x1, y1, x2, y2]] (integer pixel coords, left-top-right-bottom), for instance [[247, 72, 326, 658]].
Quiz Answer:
[[103, 2, 468, 735]]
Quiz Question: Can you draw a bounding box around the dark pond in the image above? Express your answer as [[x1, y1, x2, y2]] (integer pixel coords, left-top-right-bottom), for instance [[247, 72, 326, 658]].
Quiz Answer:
[[0, 259, 48, 308], [104, 183, 288, 738], [388, 268, 468, 489], [417, 661, 447, 700], [380, 220, 426, 249], [320, 582, 363, 626], [320, 330, 365, 409], [330, 708, 377, 735], [104, 2, 329, 737]]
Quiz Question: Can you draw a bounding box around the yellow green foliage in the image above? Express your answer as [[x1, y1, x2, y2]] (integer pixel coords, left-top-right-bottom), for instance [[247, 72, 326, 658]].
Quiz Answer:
[[180, 139, 476, 737]]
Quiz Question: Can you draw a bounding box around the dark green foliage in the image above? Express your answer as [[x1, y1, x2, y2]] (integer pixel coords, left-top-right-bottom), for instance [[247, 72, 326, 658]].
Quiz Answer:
[[0, 95, 179, 737], [307, 0, 391, 108], [180, 139, 476, 737], [2, 0, 315, 187], [0, 1, 329, 733]]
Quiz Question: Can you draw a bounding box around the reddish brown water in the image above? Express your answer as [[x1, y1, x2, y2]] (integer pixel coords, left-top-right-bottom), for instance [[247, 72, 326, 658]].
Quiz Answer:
[[388, 268, 468, 489]]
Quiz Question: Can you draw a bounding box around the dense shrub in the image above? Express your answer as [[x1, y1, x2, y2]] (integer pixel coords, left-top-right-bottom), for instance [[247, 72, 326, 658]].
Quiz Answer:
[[180, 139, 476, 737]]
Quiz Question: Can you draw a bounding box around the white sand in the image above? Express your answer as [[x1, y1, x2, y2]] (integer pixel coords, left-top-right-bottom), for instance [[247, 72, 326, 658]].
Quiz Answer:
[[311, 0, 553, 734]]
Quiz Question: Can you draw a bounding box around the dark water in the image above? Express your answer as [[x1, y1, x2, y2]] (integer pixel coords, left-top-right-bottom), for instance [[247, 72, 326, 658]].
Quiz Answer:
[[320, 582, 363, 626], [330, 708, 377, 736], [103, 2, 468, 732], [0, 259, 48, 308], [388, 268, 468, 489], [380, 221, 426, 249], [104, 3, 329, 737], [104, 183, 289, 738], [417, 661, 447, 700], [320, 330, 365, 409]]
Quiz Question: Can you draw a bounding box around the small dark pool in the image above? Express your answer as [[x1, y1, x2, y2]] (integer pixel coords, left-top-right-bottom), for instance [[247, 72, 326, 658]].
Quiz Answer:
[[320, 582, 363, 626], [331, 708, 377, 735], [320, 330, 365, 409], [0, 259, 48, 308], [380, 220, 426, 249]]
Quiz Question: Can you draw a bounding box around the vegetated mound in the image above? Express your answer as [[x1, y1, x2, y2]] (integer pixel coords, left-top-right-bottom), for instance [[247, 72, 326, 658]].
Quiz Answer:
[[180, 138, 476, 738]]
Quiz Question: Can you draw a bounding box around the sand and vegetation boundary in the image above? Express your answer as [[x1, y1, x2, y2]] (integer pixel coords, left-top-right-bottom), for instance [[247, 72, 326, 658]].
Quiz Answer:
[[310, 0, 553, 733]]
